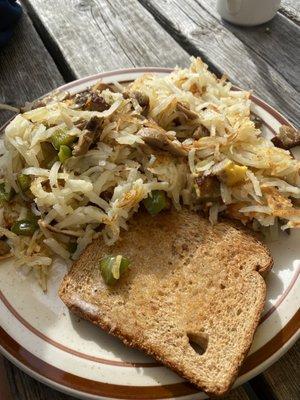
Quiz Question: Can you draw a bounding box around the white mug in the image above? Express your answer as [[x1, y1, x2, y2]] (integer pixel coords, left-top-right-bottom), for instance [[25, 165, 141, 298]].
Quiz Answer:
[[217, 0, 281, 26]]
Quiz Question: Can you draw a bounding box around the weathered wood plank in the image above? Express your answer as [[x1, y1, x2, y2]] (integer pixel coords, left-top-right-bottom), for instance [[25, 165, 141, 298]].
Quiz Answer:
[[3, 357, 75, 400], [281, 0, 300, 24], [1, 3, 298, 400], [262, 340, 300, 400], [22, 0, 189, 80], [0, 356, 13, 400], [199, 0, 300, 91], [0, 11, 64, 126], [3, 356, 252, 400], [139, 0, 300, 127], [222, 386, 253, 400]]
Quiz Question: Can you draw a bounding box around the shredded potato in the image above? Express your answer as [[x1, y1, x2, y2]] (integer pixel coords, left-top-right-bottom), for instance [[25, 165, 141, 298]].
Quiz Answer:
[[0, 57, 299, 288]]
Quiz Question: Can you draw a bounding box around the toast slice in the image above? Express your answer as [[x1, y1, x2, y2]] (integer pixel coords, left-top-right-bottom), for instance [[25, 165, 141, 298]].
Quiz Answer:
[[59, 209, 273, 396]]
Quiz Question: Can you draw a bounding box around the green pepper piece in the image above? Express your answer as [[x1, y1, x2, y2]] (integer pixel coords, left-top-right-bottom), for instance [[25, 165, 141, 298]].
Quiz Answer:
[[40, 142, 59, 168], [58, 145, 72, 163], [143, 190, 170, 216], [17, 174, 31, 192], [99, 255, 130, 286], [11, 219, 38, 236], [0, 182, 14, 204], [68, 242, 77, 254], [51, 129, 76, 150]]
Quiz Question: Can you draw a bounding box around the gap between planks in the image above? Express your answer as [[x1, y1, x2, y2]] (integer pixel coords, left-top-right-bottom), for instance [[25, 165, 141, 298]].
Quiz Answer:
[[21, 0, 299, 127], [279, 0, 300, 25], [0, 3, 298, 400], [195, 0, 299, 92], [21, 0, 189, 79], [0, 10, 64, 125]]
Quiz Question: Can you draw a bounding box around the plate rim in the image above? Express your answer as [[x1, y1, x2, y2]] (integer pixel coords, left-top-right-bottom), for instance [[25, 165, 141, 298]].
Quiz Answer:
[[0, 310, 300, 400], [0, 67, 299, 399], [1, 311, 299, 400]]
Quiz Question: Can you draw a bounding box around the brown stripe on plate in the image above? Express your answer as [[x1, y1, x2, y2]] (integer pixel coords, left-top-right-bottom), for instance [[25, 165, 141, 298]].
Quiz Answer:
[[58, 67, 294, 128], [260, 267, 300, 324], [0, 325, 197, 399], [0, 68, 298, 398], [0, 76, 295, 369], [249, 94, 293, 127], [0, 290, 158, 368], [0, 311, 299, 399], [240, 309, 300, 375], [251, 111, 276, 136], [58, 67, 174, 92], [0, 261, 299, 369]]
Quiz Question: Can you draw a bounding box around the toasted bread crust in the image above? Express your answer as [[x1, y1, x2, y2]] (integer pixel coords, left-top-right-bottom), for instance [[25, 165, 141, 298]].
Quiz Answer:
[[59, 210, 273, 396]]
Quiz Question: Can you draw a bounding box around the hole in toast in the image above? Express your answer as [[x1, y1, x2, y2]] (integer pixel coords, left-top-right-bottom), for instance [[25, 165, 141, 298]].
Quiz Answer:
[[220, 283, 226, 289], [187, 332, 208, 356]]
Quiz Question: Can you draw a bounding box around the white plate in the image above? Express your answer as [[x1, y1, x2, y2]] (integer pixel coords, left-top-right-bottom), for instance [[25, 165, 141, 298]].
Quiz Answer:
[[0, 68, 299, 400]]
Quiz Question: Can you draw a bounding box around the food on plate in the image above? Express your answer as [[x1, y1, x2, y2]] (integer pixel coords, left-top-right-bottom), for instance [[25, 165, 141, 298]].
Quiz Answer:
[[271, 125, 300, 149], [0, 57, 299, 288], [59, 209, 273, 396], [99, 254, 130, 286]]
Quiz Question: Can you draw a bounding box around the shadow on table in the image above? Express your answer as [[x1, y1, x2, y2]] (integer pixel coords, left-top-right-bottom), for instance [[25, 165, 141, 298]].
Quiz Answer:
[[218, 15, 296, 123]]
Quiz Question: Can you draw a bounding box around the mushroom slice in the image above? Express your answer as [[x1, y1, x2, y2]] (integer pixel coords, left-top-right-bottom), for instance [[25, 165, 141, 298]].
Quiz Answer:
[[137, 128, 187, 157]]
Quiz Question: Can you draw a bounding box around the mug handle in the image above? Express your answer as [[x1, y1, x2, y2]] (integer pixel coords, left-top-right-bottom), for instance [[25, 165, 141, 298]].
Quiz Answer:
[[226, 0, 242, 15]]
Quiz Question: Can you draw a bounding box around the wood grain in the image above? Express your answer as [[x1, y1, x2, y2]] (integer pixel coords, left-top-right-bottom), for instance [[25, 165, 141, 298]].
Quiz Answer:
[[262, 340, 300, 400], [281, 0, 300, 24], [0, 355, 13, 400], [0, 11, 63, 126], [139, 0, 300, 127], [0, 2, 299, 399], [0, 15, 64, 399], [22, 0, 189, 80], [199, 0, 299, 91], [3, 357, 74, 400]]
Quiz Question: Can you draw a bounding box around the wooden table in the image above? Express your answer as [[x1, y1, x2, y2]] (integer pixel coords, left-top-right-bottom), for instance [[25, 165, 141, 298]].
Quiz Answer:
[[0, 1, 299, 399]]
